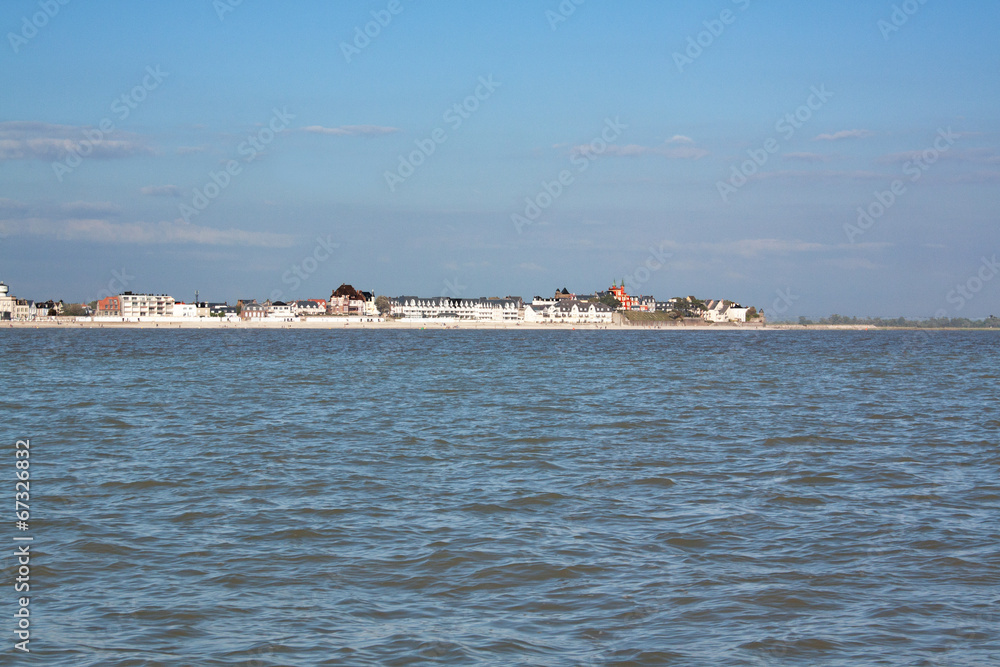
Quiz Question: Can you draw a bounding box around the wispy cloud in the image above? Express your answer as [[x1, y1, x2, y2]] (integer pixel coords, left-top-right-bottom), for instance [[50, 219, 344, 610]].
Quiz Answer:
[[747, 169, 885, 182], [876, 147, 1000, 165], [814, 129, 874, 141], [949, 170, 1000, 184], [571, 138, 708, 159], [0, 121, 152, 160], [58, 201, 122, 218], [783, 152, 835, 163], [302, 125, 400, 137], [0, 198, 28, 215], [689, 238, 891, 258], [516, 262, 546, 272], [0, 217, 296, 247], [717, 238, 828, 257], [141, 185, 181, 197]]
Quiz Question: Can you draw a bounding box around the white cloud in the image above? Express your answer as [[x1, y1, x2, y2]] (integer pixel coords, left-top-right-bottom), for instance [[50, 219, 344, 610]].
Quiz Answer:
[[949, 170, 1000, 184], [516, 262, 546, 272], [0, 121, 152, 160], [782, 152, 834, 163], [0, 217, 295, 247], [140, 185, 181, 197], [814, 129, 874, 141], [721, 238, 828, 257], [0, 198, 28, 215], [58, 201, 122, 217], [302, 125, 400, 137], [571, 139, 708, 159], [689, 238, 891, 258], [747, 169, 885, 182], [877, 148, 1000, 165]]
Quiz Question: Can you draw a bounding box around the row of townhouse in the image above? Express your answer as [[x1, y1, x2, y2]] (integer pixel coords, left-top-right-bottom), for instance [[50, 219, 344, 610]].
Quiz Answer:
[[239, 300, 306, 320], [89, 284, 378, 320], [239, 285, 379, 320], [539, 286, 656, 312], [390, 296, 521, 321], [523, 299, 614, 324], [534, 287, 754, 323], [0, 282, 66, 320]]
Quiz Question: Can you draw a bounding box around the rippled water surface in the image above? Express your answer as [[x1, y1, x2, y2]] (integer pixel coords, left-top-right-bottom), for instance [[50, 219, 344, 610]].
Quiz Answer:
[[3, 329, 999, 665]]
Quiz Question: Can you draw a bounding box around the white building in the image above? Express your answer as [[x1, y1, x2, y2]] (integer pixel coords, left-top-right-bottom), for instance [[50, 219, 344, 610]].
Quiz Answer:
[[120, 293, 175, 317], [702, 299, 749, 323], [725, 306, 749, 322], [174, 303, 199, 318], [290, 300, 326, 316], [364, 293, 379, 317], [391, 296, 520, 321], [523, 300, 613, 324], [0, 282, 15, 320], [267, 302, 294, 319]]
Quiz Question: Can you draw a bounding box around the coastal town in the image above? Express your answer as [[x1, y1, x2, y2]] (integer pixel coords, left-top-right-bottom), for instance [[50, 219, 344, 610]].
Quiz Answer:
[[0, 280, 761, 326]]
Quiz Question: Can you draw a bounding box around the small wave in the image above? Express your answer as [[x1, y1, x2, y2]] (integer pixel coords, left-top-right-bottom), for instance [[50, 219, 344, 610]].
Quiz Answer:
[[769, 494, 825, 505], [508, 492, 571, 507], [456, 502, 514, 513], [659, 535, 709, 549], [632, 476, 677, 487], [788, 474, 840, 485], [99, 479, 178, 490]]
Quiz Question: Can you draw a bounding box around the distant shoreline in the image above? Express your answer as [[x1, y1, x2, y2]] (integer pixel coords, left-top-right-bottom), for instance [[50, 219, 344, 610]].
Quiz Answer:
[[4, 319, 996, 331]]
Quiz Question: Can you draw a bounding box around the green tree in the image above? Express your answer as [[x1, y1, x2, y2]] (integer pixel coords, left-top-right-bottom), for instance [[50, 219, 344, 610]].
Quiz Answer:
[[599, 294, 621, 309], [669, 297, 704, 318], [62, 303, 86, 317], [375, 295, 393, 317]]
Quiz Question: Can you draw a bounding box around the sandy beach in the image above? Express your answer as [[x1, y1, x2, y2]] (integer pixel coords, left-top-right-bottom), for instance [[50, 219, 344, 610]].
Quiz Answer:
[[3, 317, 878, 331]]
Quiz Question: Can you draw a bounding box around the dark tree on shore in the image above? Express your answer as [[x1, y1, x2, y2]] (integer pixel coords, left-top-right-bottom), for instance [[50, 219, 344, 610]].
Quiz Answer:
[[599, 294, 621, 309], [375, 295, 393, 317]]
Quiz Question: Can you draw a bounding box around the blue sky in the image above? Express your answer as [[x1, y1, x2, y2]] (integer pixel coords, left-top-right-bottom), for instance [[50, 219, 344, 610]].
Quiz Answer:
[[1, 0, 998, 318]]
